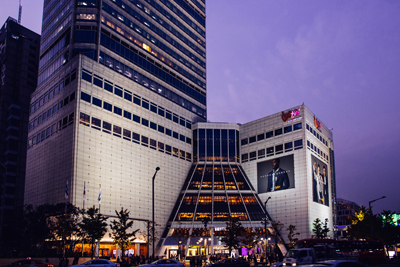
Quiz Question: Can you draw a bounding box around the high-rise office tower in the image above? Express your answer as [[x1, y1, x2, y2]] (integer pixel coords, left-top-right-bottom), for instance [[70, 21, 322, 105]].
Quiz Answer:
[[25, 0, 206, 255], [0, 17, 40, 239]]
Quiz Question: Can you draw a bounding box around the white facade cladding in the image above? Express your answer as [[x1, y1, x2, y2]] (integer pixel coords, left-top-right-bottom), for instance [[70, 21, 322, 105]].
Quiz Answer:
[[239, 105, 335, 241]]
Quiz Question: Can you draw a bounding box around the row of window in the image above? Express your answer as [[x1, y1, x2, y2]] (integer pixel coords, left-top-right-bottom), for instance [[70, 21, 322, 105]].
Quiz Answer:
[[81, 69, 193, 130], [39, 31, 69, 71], [307, 140, 329, 162], [40, 14, 72, 55], [30, 69, 76, 115], [80, 91, 192, 144], [29, 91, 76, 132], [159, 0, 205, 26], [79, 112, 192, 161], [111, 0, 205, 54], [41, 0, 72, 39], [101, 15, 205, 80], [98, 51, 206, 118], [241, 122, 302, 146], [28, 112, 75, 149], [241, 139, 303, 163], [306, 123, 329, 147], [127, 0, 205, 45], [43, 0, 70, 28], [101, 9, 206, 90]]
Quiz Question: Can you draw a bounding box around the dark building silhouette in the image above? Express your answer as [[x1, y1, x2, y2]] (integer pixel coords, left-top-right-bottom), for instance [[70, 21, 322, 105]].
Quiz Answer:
[[0, 17, 40, 237]]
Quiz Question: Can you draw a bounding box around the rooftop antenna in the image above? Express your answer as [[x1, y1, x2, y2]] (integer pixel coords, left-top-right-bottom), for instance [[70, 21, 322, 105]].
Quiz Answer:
[[18, 0, 22, 24]]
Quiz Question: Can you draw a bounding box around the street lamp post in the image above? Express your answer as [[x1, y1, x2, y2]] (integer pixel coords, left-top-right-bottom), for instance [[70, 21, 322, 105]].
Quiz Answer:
[[369, 196, 386, 239], [152, 167, 160, 260]]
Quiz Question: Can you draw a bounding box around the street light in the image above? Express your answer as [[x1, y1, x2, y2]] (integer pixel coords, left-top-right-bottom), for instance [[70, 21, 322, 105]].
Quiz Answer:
[[152, 167, 160, 260], [369, 196, 386, 239]]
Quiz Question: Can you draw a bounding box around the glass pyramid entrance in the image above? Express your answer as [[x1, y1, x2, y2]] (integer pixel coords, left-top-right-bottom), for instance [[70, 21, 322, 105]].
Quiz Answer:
[[159, 162, 277, 257]]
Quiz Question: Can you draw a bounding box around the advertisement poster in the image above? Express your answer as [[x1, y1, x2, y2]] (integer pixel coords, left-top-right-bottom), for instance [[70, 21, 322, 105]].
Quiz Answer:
[[257, 155, 295, 193], [311, 155, 329, 206]]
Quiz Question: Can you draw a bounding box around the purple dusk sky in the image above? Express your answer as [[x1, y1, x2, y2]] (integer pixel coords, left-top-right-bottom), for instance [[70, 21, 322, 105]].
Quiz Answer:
[[1, 0, 399, 214]]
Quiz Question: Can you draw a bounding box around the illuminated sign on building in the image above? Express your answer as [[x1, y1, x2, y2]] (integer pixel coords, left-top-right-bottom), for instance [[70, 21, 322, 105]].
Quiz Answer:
[[282, 108, 301, 122], [314, 115, 321, 129]]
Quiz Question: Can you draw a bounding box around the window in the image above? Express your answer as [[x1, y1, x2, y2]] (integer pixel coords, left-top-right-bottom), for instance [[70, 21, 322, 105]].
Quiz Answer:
[[186, 152, 191, 161], [124, 92, 132, 101], [294, 139, 303, 150], [81, 91, 91, 102], [180, 135, 185, 142], [241, 138, 248, 146], [173, 131, 179, 139], [186, 137, 192, 144], [92, 117, 101, 129], [150, 104, 157, 113], [173, 114, 179, 123], [249, 151, 256, 160], [142, 99, 149, 109], [158, 125, 164, 133], [113, 125, 121, 136], [241, 153, 248, 163], [275, 128, 283, 136], [166, 110, 172, 120], [114, 106, 122, 116], [158, 141, 164, 152], [133, 94, 141, 105], [141, 136, 148, 146], [142, 118, 149, 127], [150, 121, 157, 130], [132, 114, 140, 123], [103, 121, 111, 133], [104, 81, 113, 92], [103, 101, 112, 112], [186, 121, 191, 129], [93, 75, 103, 87], [173, 147, 179, 157], [165, 128, 172, 136], [267, 147, 274, 156], [150, 139, 156, 148], [266, 131, 273, 139], [63, 96, 69, 106], [166, 145, 172, 155], [306, 124, 310, 131], [158, 107, 165, 117], [285, 142, 293, 152], [92, 97, 102, 107], [123, 129, 131, 139], [249, 136, 256, 144], [114, 86, 123, 97], [132, 132, 140, 143], [69, 91, 76, 101], [293, 122, 302, 131], [180, 118, 186, 127], [258, 149, 265, 159], [284, 125, 292, 133], [82, 71, 92, 83], [123, 110, 131, 119], [257, 133, 265, 141], [275, 144, 283, 154]]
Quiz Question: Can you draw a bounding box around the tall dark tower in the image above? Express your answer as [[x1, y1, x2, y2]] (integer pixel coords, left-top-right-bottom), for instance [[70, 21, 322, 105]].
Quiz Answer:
[[0, 16, 40, 241]]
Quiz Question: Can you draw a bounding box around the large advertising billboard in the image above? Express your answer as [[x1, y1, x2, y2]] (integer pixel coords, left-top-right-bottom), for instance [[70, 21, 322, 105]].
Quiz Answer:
[[257, 155, 295, 193], [311, 155, 329, 206]]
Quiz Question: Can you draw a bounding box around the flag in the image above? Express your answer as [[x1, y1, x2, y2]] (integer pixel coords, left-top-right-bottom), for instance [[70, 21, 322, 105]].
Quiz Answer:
[[65, 180, 69, 200], [98, 184, 101, 204], [83, 181, 86, 201]]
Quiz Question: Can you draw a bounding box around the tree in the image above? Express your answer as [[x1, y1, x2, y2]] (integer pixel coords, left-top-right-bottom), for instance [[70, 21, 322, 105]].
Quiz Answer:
[[47, 203, 81, 256], [378, 210, 400, 256], [219, 216, 245, 256], [287, 225, 300, 248], [138, 220, 160, 246], [109, 207, 139, 258], [79, 207, 109, 259], [348, 205, 373, 240], [240, 228, 259, 255], [311, 218, 330, 239]]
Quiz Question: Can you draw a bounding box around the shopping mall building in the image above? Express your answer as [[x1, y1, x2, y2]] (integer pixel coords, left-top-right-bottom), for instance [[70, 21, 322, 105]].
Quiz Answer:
[[24, 0, 335, 258]]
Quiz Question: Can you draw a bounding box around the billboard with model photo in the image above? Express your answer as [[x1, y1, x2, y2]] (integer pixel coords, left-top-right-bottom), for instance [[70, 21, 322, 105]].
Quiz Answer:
[[257, 155, 295, 193], [312, 155, 329, 206]]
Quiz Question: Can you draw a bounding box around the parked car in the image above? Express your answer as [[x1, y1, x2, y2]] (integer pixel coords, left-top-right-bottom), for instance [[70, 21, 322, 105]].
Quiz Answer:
[[272, 262, 284, 267], [2, 259, 54, 267], [205, 258, 250, 267], [72, 259, 120, 267], [139, 259, 185, 267], [301, 260, 366, 267]]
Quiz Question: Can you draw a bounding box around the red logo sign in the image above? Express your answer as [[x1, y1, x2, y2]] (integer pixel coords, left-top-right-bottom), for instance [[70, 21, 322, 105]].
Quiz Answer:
[[314, 115, 321, 129], [281, 108, 301, 122]]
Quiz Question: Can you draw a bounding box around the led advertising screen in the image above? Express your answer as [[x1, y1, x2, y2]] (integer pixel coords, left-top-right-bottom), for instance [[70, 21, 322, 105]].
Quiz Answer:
[[311, 155, 329, 206], [257, 155, 295, 193]]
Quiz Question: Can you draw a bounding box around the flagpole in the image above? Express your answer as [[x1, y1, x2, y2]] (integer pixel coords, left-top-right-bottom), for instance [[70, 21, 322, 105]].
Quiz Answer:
[[97, 184, 101, 258], [82, 181, 86, 257]]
